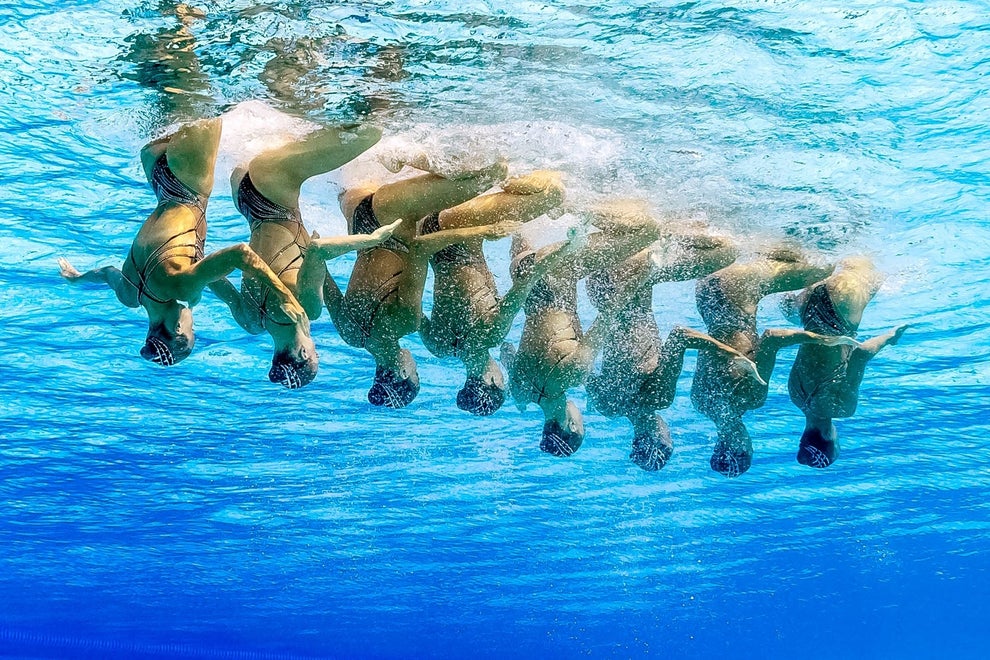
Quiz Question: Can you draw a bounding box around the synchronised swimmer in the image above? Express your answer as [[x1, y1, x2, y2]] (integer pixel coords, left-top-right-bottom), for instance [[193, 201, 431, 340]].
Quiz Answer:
[[59, 117, 907, 476]]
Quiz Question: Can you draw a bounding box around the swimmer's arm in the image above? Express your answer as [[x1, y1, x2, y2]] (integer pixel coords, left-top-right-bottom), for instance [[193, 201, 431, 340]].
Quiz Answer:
[[761, 328, 860, 350], [206, 278, 264, 334], [167, 245, 308, 327], [754, 329, 858, 384], [412, 221, 522, 256], [307, 220, 403, 260], [57, 259, 139, 308]]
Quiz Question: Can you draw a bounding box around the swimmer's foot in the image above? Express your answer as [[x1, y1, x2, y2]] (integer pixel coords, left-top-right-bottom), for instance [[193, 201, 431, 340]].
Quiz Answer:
[[379, 149, 432, 174], [630, 432, 673, 472], [710, 443, 753, 478], [797, 436, 839, 469]]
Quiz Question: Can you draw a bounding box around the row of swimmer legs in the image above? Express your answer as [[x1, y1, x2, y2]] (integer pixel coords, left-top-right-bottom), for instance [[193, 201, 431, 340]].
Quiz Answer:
[[58, 117, 907, 475]]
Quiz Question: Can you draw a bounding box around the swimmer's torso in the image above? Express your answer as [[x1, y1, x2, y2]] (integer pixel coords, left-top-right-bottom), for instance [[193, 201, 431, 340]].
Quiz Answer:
[[335, 196, 423, 347], [425, 256, 501, 358], [692, 271, 764, 416], [124, 155, 209, 306], [235, 172, 310, 328], [511, 274, 589, 404], [789, 344, 861, 418], [789, 282, 863, 418]]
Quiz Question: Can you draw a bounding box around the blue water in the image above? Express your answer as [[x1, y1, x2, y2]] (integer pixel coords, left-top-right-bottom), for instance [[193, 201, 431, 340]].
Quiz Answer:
[[2, 1, 989, 658]]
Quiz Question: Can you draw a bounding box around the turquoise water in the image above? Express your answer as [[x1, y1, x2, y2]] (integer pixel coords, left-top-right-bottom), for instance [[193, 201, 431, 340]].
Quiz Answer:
[[1, 1, 988, 658]]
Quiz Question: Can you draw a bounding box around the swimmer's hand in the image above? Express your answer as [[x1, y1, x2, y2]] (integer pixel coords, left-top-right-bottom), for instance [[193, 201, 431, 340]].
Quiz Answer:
[[58, 257, 82, 281], [371, 219, 404, 241], [557, 224, 589, 258], [278, 296, 309, 330], [729, 356, 767, 387], [484, 220, 523, 240], [816, 334, 861, 348]]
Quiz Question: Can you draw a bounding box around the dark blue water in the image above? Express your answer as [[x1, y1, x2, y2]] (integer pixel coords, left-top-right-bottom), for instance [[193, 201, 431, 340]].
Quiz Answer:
[[1, 1, 988, 658]]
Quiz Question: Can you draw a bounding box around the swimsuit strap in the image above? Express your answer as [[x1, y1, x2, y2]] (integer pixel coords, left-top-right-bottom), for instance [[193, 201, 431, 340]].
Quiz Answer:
[[246, 226, 310, 328]]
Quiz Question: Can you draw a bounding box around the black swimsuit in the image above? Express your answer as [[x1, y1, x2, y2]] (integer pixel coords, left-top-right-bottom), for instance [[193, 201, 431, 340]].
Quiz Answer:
[[351, 194, 408, 254], [791, 282, 857, 413], [695, 274, 752, 341], [339, 194, 409, 347], [125, 154, 208, 305], [420, 212, 483, 270], [236, 173, 308, 327], [801, 282, 857, 337]]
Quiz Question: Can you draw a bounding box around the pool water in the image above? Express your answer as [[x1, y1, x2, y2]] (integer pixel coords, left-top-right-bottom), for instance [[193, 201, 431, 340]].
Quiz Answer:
[[1, 1, 988, 658]]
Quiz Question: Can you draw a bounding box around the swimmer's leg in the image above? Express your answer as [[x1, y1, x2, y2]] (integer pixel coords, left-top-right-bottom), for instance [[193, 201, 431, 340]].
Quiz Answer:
[[158, 117, 222, 197], [629, 410, 674, 472], [756, 251, 834, 298], [57, 260, 139, 309], [370, 161, 508, 226], [436, 170, 564, 231], [711, 415, 754, 478], [652, 232, 739, 283], [480, 232, 586, 349], [243, 124, 382, 209], [572, 221, 666, 281]]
